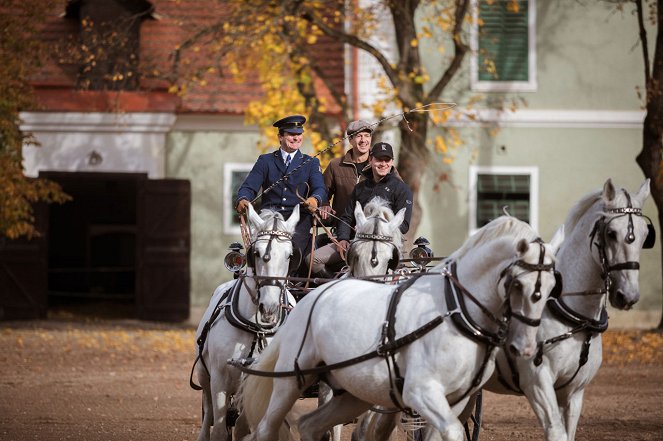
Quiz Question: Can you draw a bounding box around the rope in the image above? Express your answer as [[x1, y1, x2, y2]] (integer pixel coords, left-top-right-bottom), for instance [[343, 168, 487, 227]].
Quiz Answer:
[[239, 213, 252, 251], [305, 216, 316, 289]]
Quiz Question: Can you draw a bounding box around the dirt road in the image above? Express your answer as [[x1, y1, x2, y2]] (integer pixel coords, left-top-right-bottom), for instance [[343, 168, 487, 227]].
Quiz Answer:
[[1, 319, 661, 441]]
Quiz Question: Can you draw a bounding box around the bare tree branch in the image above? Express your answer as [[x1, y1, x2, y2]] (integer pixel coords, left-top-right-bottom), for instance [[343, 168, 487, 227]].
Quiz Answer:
[[428, 0, 471, 101]]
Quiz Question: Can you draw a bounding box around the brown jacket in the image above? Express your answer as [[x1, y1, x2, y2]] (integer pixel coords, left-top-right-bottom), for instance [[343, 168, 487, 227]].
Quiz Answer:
[[323, 148, 401, 225], [323, 149, 368, 222]]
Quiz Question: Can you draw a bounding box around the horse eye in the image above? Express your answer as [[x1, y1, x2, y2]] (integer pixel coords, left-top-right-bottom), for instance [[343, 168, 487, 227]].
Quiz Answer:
[[606, 229, 618, 241], [511, 279, 522, 290]]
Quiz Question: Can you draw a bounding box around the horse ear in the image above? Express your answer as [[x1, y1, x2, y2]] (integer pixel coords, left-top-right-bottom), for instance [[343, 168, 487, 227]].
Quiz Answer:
[[549, 224, 565, 255], [247, 203, 263, 229], [602, 178, 616, 203], [634, 178, 651, 205], [285, 204, 300, 232], [516, 238, 529, 255], [389, 208, 406, 232], [355, 201, 367, 228]]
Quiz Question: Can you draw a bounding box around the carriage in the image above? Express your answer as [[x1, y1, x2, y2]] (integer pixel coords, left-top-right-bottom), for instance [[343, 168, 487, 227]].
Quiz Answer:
[[192, 179, 654, 441]]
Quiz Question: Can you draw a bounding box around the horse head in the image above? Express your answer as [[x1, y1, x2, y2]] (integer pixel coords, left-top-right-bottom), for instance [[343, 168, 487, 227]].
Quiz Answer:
[[246, 204, 300, 324], [501, 226, 565, 358], [347, 197, 404, 277], [592, 178, 652, 310]]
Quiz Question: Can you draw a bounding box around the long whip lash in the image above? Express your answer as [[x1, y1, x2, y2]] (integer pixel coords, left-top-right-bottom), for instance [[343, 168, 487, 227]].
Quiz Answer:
[[249, 102, 456, 205]]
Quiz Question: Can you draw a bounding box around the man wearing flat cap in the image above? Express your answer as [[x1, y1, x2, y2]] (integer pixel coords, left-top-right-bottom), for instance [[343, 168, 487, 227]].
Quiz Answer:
[[235, 115, 327, 271], [309, 141, 412, 278], [319, 119, 374, 224]]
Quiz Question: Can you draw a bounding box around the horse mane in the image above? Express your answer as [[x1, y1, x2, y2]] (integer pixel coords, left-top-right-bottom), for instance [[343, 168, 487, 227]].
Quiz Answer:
[[357, 197, 403, 249], [562, 190, 602, 236], [449, 215, 538, 261], [252, 209, 293, 238], [363, 196, 395, 221]]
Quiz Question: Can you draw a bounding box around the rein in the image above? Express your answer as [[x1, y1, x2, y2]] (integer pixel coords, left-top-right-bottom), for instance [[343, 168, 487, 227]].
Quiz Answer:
[[497, 193, 646, 394], [228, 243, 555, 413]]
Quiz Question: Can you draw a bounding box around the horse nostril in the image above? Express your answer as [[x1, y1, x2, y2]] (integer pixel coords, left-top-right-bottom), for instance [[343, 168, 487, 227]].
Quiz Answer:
[[509, 344, 520, 357]]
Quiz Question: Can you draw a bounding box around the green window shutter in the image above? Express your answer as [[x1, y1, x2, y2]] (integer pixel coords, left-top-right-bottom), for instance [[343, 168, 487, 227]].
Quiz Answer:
[[476, 173, 530, 227], [478, 0, 529, 82]]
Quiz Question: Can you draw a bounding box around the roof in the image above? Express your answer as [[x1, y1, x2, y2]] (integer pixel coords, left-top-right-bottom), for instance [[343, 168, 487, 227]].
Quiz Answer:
[[30, 0, 344, 115]]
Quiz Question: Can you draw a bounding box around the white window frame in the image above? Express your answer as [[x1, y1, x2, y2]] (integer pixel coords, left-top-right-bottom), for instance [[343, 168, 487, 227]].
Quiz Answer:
[[223, 162, 254, 235], [468, 165, 539, 234], [470, 0, 538, 92]]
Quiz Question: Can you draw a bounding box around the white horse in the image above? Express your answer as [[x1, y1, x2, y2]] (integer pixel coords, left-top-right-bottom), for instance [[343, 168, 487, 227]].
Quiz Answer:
[[193, 204, 300, 441], [345, 196, 406, 277], [235, 216, 564, 441], [481, 178, 654, 441], [316, 196, 405, 441]]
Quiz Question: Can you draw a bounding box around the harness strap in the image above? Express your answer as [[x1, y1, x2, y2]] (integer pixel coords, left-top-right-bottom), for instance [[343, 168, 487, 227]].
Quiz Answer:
[[189, 285, 233, 390], [381, 276, 421, 414], [547, 297, 609, 334], [225, 278, 286, 335], [228, 315, 444, 378], [553, 333, 593, 390], [444, 263, 508, 346]]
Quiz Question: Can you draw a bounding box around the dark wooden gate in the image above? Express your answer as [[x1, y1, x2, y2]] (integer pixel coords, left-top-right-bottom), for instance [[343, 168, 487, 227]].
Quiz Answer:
[[0, 174, 191, 322], [136, 179, 191, 322], [0, 204, 48, 320]]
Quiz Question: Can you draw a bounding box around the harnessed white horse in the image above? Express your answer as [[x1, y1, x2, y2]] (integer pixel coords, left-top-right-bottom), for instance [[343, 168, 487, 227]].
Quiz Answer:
[[481, 178, 654, 441], [193, 204, 300, 441], [317, 196, 405, 441], [345, 196, 405, 277], [234, 216, 564, 441]]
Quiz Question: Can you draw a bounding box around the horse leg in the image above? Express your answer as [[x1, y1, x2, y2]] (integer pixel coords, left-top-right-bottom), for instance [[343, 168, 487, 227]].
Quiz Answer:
[[401, 382, 464, 441], [317, 381, 338, 441], [252, 377, 304, 441], [234, 411, 250, 441], [298, 393, 372, 441], [520, 371, 567, 441], [353, 409, 398, 441], [210, 375, 231, 441], [196, 369, 213, 441], [561, 388, 585, 441]]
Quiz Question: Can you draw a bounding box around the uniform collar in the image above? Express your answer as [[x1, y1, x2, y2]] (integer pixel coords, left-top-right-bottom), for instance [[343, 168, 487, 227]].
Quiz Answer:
[[279, 149, 299, 162]]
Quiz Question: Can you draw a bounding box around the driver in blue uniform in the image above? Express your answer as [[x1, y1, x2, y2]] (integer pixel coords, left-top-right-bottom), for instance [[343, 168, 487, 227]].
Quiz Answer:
[[235, 115, 327, 273]]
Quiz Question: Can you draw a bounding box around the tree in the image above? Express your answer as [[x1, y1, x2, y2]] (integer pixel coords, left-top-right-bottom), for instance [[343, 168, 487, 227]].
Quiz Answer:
[[633, 0, 663, 328], [0, 0, 69, 240], [174, 0, 505, 237]]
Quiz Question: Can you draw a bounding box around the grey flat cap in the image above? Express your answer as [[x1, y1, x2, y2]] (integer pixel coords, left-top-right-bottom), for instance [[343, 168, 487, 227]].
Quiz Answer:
[[346, 120, 373, 136]]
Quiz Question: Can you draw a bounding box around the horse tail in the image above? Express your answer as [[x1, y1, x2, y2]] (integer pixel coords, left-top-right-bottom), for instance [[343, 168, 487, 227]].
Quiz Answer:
[[236, 332, 283, 430]]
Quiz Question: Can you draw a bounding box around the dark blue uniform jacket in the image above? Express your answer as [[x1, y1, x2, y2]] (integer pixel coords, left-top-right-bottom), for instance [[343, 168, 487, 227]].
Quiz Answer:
[[236, 150, 327, 213]]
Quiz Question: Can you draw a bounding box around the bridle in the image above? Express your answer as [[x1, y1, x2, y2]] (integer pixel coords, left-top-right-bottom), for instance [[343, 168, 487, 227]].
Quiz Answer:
[[246, 218, 295, 308], [498, 239, 557, 328], [347, 216, 399, 272], [588, 189, 653, 295]]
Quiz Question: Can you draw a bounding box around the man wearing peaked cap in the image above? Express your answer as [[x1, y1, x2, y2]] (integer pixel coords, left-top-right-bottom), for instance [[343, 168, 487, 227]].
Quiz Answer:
[[272, 114, 306, 134], [235, 115, 327, 274], [370, 142, 394, 159]]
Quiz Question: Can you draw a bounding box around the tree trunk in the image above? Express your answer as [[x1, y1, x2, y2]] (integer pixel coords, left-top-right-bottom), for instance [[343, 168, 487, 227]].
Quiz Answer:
[[636, 0, 663, 329], [395, 111, 428, 248]]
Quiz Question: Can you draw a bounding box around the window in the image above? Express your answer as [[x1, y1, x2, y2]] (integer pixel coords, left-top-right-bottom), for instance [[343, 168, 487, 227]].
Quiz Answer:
[[471, 0, 537, 92], [224, 163, 254, 235], [65, 0, 153, 91], [468, 166, 538, 233]]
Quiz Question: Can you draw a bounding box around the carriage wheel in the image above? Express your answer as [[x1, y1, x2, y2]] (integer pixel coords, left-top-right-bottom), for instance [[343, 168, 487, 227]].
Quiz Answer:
[[462, 391, 483, 441]]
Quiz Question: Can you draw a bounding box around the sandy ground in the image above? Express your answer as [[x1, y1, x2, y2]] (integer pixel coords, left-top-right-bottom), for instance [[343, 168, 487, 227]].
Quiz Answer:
[[1, 318, 662, 441]]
